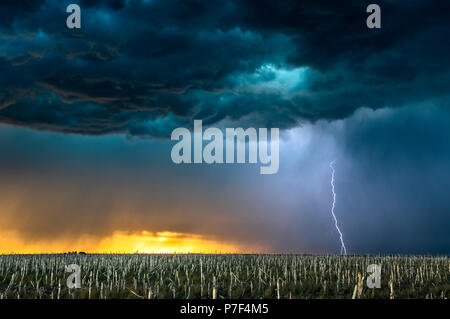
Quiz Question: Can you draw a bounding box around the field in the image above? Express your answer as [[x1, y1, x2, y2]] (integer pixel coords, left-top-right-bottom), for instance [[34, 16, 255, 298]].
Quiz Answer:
[[0, 254, 448, 299]]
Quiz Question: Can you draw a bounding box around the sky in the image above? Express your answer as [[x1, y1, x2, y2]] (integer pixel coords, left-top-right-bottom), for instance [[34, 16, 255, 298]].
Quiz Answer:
[[0, 0, 449, 254]]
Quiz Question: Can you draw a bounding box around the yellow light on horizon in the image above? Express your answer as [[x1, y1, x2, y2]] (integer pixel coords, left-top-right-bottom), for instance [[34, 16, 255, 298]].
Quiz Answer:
[[0, 230, 242, 254]]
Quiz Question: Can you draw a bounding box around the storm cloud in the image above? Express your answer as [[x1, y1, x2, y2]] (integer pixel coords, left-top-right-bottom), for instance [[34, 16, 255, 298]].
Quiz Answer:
[[0, 0, 449, 137]]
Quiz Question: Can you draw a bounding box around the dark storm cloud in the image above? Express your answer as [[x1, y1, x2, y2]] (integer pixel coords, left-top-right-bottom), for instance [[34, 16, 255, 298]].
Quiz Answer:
[[0, 0, 46, 28], [0, 0, 449, 137], [333, 103, 450, 254]]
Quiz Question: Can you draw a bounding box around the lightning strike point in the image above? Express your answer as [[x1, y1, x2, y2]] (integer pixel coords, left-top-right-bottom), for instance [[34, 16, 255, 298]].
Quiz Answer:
[[330, 160, 347, 255]]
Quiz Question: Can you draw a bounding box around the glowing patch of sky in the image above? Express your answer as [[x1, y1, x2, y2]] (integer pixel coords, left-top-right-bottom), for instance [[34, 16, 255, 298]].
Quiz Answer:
[[231, 64, 309, 97]]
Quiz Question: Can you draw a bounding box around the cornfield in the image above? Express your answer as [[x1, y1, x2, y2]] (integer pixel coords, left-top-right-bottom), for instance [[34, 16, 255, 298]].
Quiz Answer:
[[0, 254, 448, 299]]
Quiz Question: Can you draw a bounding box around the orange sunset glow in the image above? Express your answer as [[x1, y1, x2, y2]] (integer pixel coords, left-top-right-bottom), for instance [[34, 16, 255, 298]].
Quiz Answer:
[[0, 230, 244, 254]]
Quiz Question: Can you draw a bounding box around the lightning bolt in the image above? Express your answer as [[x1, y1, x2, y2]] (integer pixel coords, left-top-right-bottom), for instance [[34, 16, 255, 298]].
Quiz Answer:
[[329, 160, 347, 255]]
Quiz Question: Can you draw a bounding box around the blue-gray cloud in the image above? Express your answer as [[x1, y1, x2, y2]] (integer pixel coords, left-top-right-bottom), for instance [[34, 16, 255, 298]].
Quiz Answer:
[[0, 0, 449, 137]]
